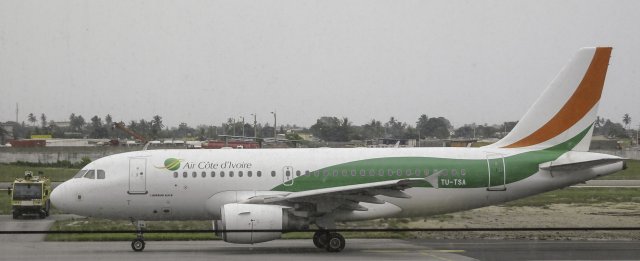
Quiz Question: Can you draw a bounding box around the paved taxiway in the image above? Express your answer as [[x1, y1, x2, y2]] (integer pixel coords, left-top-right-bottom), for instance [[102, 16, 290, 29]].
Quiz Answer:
[[0, 216, 638, 261], [0, 238, 639, 261]]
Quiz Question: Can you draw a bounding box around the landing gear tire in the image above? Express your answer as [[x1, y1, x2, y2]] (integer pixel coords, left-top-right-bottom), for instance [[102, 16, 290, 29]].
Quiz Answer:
[[131, 239, 145, 252], [313, 231, 328, 249], [325, 232, 345, 252]]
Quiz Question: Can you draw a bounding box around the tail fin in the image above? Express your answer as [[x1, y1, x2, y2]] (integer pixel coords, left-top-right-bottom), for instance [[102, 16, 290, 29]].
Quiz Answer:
[[489, 47, 612, 151]]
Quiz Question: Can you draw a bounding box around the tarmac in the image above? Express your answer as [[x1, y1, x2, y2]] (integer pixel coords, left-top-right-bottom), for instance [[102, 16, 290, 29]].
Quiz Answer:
[[1, 215, 639, 260]]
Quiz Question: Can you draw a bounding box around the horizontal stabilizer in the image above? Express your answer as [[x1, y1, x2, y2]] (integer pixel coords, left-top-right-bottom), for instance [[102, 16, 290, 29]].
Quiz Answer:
[[540, 158, 624, 171]]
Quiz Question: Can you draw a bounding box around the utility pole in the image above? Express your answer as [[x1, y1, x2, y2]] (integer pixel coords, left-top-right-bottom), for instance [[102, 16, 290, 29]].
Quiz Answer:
[[250, 113, 257, 138], [15, 103, 18, 123], [240, 116, 245, 138], [270, 111, 277, 142]]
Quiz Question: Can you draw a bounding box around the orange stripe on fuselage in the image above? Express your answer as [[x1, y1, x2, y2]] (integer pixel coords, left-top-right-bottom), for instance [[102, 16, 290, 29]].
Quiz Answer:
[[503, 47, 611, 148]]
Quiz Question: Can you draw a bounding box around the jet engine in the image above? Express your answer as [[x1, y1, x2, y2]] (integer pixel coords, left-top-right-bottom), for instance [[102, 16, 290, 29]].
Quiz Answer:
[[214, 203, 308, 244]]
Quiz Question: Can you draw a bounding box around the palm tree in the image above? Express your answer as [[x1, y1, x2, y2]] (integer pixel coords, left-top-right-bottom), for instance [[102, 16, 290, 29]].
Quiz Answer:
[[623, 113, 631, 130], [27, 113, 37, 127]]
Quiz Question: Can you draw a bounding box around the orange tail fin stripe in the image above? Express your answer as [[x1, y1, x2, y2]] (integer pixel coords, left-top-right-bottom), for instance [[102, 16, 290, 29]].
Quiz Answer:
[[503, 47, 611, 148]]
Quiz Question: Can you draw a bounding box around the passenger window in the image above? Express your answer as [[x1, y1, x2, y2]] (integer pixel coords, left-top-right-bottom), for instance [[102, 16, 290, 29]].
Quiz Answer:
[[174, 172, 179, 178], [239, 171, 243, 177], [351, 170, 356, 176], [461, 169, 466, 176], [360, 170, 365, 176], [257, 171, 262, 177], [369, 169, 375, 176], [211, 171, 216, 177], [248, 171, 253, 177], [378, 169, 384, 176], [286, 170, 291, 177], [183, 172, 188, 178], [202, 171, 206, 178], [296, 170, 301, 177], [396, 169, 402, 176], [220, 171, 225, 177], [83, 170, 95, 179], [305, 170, 310, 176], [406, 169, 412, 176], [388, 169, 393, 176], [271, 171, 276, 177], [333, 170, 338, 176], [424, 169, 429, 176], [229, 171, 234, 177], [342, 170, 347, 176], [97, 170, 106, 179], [451, 169, 457, 176], [192, 172, 197, 178], [314, 171, 319, 177]]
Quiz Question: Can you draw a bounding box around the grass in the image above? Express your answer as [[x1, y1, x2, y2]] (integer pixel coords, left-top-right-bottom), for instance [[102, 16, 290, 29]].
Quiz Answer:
[[0, 164, 78, 182], [502, 187, 640, 207], [0, 192, 10, 214]]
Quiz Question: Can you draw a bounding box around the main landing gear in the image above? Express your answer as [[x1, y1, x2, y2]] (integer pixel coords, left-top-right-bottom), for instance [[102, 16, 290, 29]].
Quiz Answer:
[[313, 231, 345, 252], [131, 220, 146, 252]]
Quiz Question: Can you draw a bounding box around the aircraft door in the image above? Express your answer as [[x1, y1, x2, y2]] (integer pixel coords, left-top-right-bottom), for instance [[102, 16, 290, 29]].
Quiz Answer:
[[128, 158, 148, 194], [282, 166, 294, 186], [486, 154, 506, 191]]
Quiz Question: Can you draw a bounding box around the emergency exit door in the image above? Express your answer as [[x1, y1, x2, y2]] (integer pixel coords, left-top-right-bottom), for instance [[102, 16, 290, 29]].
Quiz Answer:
[[128, 158, 148, 194]]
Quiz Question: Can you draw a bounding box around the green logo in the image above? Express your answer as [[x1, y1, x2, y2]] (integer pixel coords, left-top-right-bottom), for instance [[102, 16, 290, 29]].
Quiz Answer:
[[158, 158, 181, 171]]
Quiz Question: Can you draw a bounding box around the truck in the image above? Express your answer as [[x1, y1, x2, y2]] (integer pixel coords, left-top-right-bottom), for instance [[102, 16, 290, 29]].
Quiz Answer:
[[8, 171, 52, 219]]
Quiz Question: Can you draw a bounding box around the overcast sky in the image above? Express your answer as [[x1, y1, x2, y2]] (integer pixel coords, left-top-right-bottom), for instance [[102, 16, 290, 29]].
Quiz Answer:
[[1, 0, 639, 129]]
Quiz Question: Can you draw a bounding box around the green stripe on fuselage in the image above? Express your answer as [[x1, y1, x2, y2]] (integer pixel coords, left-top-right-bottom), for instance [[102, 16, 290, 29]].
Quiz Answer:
[[272, 125, 591, 192]]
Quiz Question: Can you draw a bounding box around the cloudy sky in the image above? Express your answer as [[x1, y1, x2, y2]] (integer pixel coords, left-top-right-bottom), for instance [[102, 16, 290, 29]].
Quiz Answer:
[[1, 0, 639, 128]]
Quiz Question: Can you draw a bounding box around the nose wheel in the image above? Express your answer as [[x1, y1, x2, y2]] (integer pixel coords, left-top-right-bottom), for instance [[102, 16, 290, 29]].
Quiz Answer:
[[131, 238, 145, 252], [313, 231, 345, 252]]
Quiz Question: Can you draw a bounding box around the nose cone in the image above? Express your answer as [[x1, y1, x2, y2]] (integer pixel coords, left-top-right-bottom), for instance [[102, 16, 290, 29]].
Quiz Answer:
[[50, 182, 69, 212]]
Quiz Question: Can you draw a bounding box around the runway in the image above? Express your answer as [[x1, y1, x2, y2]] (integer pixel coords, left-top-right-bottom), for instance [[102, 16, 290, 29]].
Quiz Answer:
[[0, 238, 638, 261], [1, 215, 638, 260]]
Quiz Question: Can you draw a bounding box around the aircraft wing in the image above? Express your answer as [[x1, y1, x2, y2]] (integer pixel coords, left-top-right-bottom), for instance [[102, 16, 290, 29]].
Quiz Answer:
[[241, 175, 439, 213]]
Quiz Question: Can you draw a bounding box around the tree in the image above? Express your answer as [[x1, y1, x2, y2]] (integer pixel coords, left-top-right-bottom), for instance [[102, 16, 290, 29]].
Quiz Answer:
[[385, 117, 407, 139], [28, 113, 36, 126], [623, 113, 631, 130], [362, 119, 384, 139], [40, 113, 47, 129], [150, 115, 164, 139], [0, 125, 7, 144], [69, 113, 86, 132], [310, 116, 352, 142], [89, 116, 108, 138]]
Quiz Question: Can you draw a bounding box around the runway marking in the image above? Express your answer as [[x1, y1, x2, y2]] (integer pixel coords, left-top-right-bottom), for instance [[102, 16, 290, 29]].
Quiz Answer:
[[362, 249, 465, 254], [420, 251, 455, 261]]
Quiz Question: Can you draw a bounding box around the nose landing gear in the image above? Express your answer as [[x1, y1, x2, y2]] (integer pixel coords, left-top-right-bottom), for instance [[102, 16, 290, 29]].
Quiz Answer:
[[131, 220, 146, 252]]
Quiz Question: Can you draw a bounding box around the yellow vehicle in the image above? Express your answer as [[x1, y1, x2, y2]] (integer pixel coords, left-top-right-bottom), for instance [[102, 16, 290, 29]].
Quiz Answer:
[[8, 171, 52, 219]]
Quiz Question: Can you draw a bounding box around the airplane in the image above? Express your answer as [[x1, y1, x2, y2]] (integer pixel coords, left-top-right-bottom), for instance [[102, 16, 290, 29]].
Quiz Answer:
[[51, 47, 625, 252]]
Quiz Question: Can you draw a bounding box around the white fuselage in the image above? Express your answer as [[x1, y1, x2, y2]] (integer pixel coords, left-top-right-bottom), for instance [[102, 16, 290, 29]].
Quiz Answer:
[[51, 147, 623, 222]]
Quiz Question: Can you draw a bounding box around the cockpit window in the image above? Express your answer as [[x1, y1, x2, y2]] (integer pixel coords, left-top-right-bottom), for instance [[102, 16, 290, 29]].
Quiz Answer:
[[73, 170, 88, 179], [97, 170, 106, 179], [83, 170, 96, 179]]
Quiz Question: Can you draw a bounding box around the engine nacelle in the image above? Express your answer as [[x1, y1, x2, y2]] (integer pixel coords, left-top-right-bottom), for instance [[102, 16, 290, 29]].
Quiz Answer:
[[215, 203, 307, 244]]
